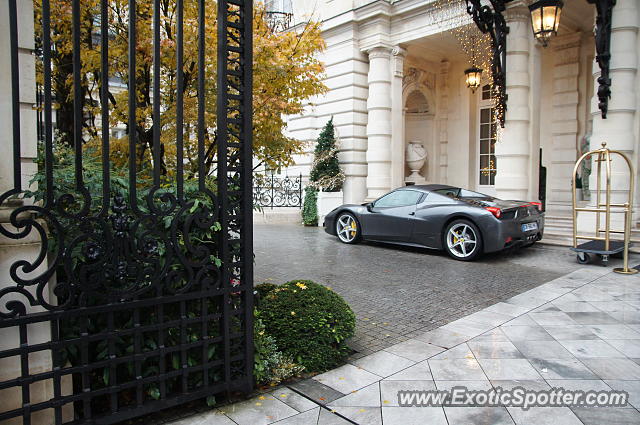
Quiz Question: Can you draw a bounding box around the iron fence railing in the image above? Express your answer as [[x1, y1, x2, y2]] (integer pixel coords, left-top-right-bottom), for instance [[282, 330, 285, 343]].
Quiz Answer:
[[253, 173, 303, 208]]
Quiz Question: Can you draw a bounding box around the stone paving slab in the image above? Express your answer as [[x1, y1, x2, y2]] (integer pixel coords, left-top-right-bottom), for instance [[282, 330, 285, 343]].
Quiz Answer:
[[168, 267, 640, 424]]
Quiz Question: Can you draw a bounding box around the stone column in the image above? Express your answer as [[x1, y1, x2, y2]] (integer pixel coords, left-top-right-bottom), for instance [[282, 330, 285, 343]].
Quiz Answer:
[[365, 46, 393, 200], [547, 32, 581, 213], [438, 60, 450, 183], [390, 46, 406, 189], [589, 0, 638, 210], [494, 2, 532, 201]]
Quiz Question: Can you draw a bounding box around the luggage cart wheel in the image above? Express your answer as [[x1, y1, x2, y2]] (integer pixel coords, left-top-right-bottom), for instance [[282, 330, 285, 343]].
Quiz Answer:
[[576, 252, 591, 264]]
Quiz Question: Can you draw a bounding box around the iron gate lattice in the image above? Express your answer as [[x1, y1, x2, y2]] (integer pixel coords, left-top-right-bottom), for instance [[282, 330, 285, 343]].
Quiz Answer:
[[0, 0, 253, 423]]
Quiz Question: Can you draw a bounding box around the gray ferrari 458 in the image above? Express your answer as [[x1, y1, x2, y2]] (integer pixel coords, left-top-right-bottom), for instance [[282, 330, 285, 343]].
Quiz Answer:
[[323, 184, 544, 261]]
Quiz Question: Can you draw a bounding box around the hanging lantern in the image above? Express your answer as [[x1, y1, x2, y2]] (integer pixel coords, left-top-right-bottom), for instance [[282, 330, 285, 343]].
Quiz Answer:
[[464, 67, 483, 92], [528, 0, 564, 47]]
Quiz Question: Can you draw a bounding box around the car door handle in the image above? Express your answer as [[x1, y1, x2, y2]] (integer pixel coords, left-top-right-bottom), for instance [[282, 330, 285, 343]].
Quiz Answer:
[[409, 212, 415, 216]]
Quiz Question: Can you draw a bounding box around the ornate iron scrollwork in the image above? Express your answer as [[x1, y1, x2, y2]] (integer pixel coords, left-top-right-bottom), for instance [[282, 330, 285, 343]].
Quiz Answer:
[[465, 0, 511, 127], [253, 173, 303, 208], [265, 11, 293, 32], [466, 0, 617, 123], [587, 0, 616, 119], [1, 0, 253, 422]]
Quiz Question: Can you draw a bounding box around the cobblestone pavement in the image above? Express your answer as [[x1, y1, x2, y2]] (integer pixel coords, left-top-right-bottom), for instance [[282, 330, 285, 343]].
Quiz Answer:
[[254, 224, 638, 358], [170, 265, 640, 425]]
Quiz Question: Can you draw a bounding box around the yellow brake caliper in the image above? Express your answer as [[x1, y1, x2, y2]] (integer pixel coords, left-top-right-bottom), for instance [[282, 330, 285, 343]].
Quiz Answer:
[[350, 221, 356, 236]]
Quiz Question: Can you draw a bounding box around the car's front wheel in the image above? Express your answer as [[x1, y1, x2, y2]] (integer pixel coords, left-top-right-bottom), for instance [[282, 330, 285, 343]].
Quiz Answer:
[[336, 213, 361, 244], [443, 219, 482, 261]]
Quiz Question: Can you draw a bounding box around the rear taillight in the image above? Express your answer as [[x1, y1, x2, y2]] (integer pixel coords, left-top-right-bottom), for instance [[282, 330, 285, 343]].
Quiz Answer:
[[485, 206, 502, 218], [529, 202, 543, 212]]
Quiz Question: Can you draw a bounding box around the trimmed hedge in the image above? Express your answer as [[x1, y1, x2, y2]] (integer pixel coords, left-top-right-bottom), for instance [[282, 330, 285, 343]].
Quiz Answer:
[[254, 310, 304, 386], [254, 282, 278, 306], [301, 186, 318, 226], [258, 280, 355, 372]]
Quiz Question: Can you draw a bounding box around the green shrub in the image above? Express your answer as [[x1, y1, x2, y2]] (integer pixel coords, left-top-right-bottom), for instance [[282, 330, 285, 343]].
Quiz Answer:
[[255, 282, 278, 298], [301, 187, 318, 226], [258, 280, 355, 372], [254, 310, 304, 386], [254, 282, 278, 308]]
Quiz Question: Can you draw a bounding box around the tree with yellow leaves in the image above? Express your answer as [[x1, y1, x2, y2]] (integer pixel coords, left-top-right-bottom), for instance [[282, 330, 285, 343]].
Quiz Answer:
[[34, 0, 326, 178]]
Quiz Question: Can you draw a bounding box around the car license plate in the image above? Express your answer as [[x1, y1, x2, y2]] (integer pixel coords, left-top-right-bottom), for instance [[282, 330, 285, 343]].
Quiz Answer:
[[522, 222, 538, 232]]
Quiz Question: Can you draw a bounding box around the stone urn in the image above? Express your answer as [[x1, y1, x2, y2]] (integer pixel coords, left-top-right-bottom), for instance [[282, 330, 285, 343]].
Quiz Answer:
[[406, 140, 427, 183]]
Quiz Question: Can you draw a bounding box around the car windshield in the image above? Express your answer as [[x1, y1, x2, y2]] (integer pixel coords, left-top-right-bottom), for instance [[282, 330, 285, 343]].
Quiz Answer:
[[433, 187, 492, 200]]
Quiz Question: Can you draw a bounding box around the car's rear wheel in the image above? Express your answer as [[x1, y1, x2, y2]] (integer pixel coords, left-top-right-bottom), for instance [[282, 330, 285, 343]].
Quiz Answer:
[[336, 213, 361, 244], [444, 219, 482, 261]]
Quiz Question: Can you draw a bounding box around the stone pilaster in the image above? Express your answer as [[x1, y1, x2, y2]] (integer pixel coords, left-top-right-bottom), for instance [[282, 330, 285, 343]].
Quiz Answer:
[[390, 46, 406, 189], [0, 2, 72, 424], [365, 46, 393, 200], [547, 32, 582, 213], [494, 2, 532, 201], [589, 0, 638, 210], [438, 60, 450, 184]]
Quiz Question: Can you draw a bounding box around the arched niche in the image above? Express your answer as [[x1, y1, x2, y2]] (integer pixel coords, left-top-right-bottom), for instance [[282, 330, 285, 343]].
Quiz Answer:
[[403, 85, 435, 183]]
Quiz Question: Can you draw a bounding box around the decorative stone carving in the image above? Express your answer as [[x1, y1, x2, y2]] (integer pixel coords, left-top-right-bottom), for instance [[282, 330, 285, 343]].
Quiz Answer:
[[392, 46, 407, 57], [403, 67, 423, 91], [405, 141, 427, 183], [392, 46, 406, 78], [367, 46, 392, 59], [424, 72, 436, 90]]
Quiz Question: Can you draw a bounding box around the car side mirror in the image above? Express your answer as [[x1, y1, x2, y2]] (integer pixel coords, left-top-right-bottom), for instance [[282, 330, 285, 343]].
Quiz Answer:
[[366, 202, 374, 212]]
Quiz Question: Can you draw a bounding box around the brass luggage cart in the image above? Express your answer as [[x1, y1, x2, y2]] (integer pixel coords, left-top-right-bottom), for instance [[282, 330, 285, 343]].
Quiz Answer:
[[571, 143, 637, 274]]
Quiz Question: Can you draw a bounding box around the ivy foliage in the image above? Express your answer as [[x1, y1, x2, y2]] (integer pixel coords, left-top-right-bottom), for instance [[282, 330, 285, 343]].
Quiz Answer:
[[309, 119, 344, 192], [258, 280, 355, 372], [301, 186, 318, 226]]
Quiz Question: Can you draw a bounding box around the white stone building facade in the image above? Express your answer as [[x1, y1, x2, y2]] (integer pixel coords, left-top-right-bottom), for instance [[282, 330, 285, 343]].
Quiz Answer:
[[282, 0, 640, 243]]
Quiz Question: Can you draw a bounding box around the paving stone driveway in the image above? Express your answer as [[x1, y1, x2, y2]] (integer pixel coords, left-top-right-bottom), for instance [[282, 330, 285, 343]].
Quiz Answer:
[[254, 224, 631, 358], [171, 266, 640, 425]]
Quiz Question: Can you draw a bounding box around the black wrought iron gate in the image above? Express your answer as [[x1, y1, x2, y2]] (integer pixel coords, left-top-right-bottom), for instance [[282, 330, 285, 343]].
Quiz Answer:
[[0, 0, 253, 423]]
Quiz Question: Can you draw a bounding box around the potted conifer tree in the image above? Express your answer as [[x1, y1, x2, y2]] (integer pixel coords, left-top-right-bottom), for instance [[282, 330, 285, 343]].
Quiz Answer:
[[303, 118, 344, 226]]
